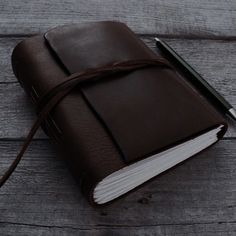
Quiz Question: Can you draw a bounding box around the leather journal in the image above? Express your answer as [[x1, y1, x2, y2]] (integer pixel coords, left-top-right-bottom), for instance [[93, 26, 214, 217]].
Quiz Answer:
[[6, 21, 227, 205]]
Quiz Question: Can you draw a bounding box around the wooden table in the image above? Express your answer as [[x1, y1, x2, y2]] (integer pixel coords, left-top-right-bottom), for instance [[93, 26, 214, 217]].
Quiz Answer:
[[0, 1, 235, 235]]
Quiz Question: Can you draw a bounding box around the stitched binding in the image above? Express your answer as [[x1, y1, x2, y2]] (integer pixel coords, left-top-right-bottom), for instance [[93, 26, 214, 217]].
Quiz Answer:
[[0, 58, 173, 188]]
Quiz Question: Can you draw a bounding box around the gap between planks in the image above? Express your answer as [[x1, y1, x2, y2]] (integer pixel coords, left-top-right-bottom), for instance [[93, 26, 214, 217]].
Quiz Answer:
[[0, 220, 236, 230], [2, 34, 236, 41]]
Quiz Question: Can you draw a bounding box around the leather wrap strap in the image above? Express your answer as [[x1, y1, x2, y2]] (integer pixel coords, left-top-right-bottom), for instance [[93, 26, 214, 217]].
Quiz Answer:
[[0, 58, 172, 187]]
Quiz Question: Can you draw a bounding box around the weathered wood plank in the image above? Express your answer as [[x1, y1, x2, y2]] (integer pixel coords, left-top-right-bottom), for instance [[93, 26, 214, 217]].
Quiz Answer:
[[0, 83, 45, 139], [0, 222, 235, 236], [0, 140, 235, 231], [3, 37, 236, 88], [0, 0, 236, 37], [0, 37, 235, 138]]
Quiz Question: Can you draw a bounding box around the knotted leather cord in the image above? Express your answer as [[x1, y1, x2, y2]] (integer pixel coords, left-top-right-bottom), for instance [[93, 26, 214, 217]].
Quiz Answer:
[[0, 58, 173, 188]]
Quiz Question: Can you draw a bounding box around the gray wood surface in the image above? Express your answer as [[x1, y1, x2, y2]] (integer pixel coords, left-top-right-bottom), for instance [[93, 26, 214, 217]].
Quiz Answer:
[[0, 0, 236, 38], [0, 140, 235, 235], [0, 1, 235, 235]]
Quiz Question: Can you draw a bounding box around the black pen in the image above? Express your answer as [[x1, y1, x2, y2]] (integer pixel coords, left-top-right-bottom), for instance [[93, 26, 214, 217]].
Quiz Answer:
[[155, 37, 236, 121]]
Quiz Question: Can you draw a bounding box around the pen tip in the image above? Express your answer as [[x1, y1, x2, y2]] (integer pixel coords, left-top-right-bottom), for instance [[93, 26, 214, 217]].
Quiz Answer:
[[229, 108, 236, 120], [154, 37, 160, 42]]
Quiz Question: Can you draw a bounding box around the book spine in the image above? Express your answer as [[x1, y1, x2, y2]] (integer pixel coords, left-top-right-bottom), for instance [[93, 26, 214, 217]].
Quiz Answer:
[[11, 37, 125, 205]]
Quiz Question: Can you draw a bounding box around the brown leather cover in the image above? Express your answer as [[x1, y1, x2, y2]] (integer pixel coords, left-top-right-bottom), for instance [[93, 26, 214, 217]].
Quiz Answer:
[[11, 21, 227, 205]]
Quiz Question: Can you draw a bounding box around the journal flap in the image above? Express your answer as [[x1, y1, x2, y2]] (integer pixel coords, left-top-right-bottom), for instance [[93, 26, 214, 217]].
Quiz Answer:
[[44, 22, 224, 163]]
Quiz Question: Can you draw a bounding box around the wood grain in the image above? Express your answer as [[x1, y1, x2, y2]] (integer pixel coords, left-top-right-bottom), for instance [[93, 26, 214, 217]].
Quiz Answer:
[[0, 37, 235, 139], [0, 223, 235, 236], [0, 140, 235, 235], [0, 0, 236, 37]]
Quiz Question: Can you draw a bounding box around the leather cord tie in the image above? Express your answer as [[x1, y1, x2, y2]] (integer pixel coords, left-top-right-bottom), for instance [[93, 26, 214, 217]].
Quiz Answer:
[[0, 58, 173, 188]]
